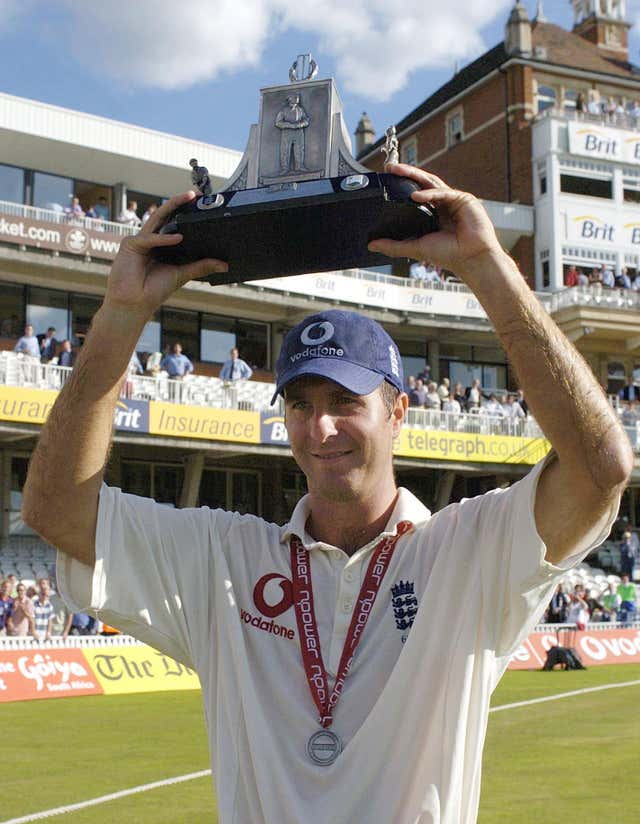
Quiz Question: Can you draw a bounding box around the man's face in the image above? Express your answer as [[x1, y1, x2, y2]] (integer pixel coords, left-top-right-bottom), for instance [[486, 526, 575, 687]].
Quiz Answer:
[[231, 348, 238, 360], [173, 344, 182, 355], [0, 581, 9, 598], [622, 574, 629, 584], [25, 325, 33, 336], [16, 584, 25, 599], [38, 578, 50, 598], [284, 376, 405, 505], [62, 341, 71, 352]]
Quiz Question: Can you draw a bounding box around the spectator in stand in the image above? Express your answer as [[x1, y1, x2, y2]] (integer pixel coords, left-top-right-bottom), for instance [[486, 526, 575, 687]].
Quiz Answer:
[[6, 582, 34, 636], [65, 197, 85, 221], [564, 265, 579, 287], [220, 347, 253, 381], [620, 531, 637, 579], [142, 203, 159, 224], [49, 578, 70, 637], [616, 573, 636, 623], [566, 585, 590, 629], [589, 266, 603, 286], [505, 393, 526, 419], [86, 196, 110, 222], [6, 573, 17, 597], [405, 375, 416, 394], [38, 326, 58, 363], [601, 583, 620, 621], [129, 351, 144, 375], [601, 264, 615, 288], [585, 589, 605, 621], [575, 92, 587, 116], [57, 339, 74, 368], [161, 342, 193, 379], [615, 267, 632, 290], [424, 381, 441, 410], [408, 377, 427, 407], [0, 578, 13, 635], [465, 378, 483, 411], [631, 272, 640, 291], [32, 577, 55, 642], [453, 382, 466, 410], [63, 611, 98, 637], [409, 260, 428, 281], [577, 269, 589, 286], [547, 584, 569, 623], [118, 200, 142, 228], [442, 392, 461, 429], [437, 377, 450, 403], [515, 389, 528, 416], [587, 90, 601, 115], [13, 324, 40, 358], [145, 350, 163, 376], [422, 264, 442, 284], [483, 394, 504, 417], [629, 100, 640, 126]]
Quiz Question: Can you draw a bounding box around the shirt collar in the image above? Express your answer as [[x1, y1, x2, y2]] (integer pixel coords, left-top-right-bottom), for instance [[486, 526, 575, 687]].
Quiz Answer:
[[281, 487, 431, 551]]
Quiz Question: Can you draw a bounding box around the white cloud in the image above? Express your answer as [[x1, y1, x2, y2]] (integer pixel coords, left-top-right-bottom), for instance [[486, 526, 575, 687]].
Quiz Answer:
[[60, 0, 512, 100]]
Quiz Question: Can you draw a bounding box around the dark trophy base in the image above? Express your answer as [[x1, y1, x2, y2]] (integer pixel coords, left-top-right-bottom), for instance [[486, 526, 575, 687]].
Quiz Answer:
[[154, 173, 438, 286]]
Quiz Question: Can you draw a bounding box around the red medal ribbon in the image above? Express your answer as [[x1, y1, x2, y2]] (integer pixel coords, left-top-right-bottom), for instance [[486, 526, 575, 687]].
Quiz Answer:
[[290, 520, 413, 728]]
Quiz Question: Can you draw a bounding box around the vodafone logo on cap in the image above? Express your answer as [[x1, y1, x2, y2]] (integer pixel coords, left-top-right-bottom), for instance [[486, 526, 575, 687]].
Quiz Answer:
[[300, 321, 334, 346]]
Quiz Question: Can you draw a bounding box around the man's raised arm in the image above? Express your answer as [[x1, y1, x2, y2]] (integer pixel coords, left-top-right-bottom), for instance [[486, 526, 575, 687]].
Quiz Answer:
[[21, 192, 228, 567], [369, 164, 633, 565]]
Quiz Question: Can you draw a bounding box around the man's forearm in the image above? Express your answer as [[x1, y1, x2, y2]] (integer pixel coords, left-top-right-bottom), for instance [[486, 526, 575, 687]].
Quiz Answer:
[[22, 303, 148, 561], [460, 248, 632, 491]]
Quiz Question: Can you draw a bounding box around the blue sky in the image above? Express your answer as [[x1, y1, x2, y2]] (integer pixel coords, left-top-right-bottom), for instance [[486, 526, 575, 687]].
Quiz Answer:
[[1, 1, 639, 153]]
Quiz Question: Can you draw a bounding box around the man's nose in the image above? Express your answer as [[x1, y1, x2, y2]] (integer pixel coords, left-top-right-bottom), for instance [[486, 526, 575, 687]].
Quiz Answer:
[[310, 410, 339, 441]]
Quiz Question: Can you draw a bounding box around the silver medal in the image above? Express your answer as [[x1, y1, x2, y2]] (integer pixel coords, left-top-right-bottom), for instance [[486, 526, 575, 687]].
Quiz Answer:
[[307, 729, 342, 766]]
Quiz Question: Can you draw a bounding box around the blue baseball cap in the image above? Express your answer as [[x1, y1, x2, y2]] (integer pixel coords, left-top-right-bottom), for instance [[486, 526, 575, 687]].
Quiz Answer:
[[271, 309, 404, 404]]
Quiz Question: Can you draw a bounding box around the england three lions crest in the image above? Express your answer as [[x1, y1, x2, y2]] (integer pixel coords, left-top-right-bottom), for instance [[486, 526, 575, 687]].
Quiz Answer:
[[390, 580, 419, 641]]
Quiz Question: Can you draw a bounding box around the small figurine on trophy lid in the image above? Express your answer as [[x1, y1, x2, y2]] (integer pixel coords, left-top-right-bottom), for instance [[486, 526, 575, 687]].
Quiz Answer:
[[381, 126, 399, 166], [189, 158, 213, 196]]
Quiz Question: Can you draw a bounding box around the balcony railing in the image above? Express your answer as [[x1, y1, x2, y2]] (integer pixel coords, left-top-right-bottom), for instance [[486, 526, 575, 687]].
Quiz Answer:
[[544, 283, 640, 312], [0, 199, 138, 237], [537, 105, 640, 132]]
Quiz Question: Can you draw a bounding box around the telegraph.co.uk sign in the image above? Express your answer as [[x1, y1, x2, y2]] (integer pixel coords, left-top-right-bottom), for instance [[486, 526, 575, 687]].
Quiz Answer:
[[568, 121, 640, 164]]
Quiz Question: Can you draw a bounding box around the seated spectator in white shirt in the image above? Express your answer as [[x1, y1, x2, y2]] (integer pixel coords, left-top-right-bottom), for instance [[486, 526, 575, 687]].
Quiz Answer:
[[118, 200, 142, 228], [160, 342, 194, 379], [409, 260, 428, 281], [219, 348, 253, 381], [442, 393, 461, 415], [424, 381, 441, 410], [405, 375, 416, 393], [506, 392, 526, 419], [437, 378, 450, 402], [483, 394, 504, 417], [14, 324, 40, 358], [577, 270, 589, 286]]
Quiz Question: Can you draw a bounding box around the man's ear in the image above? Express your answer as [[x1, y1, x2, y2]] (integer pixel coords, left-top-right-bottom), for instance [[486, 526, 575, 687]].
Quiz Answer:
[[392, 393, 408, 435]]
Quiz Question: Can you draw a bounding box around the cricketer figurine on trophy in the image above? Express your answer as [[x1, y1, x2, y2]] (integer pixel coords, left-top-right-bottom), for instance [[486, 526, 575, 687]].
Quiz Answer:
[[155, 54, 438, 285]]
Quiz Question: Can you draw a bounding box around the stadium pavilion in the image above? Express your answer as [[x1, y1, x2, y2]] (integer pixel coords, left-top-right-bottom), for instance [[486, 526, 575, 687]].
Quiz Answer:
[[1, 0, 640, 578]]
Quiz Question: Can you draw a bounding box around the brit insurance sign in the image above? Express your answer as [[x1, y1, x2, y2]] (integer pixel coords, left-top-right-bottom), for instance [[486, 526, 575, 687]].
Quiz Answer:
[[567, 121, 640, 164]]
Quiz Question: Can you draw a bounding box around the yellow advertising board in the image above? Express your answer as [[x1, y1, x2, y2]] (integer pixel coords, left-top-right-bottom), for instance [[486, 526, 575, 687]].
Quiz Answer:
[[149, 401, 260, 443], [0, 386, 58, 425], [83, 646, 200, 695], [395, 428, 550, 465]]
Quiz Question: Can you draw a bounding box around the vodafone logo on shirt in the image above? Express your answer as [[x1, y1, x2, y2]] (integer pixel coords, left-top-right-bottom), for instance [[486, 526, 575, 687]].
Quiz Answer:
[[253, 573, 294, 618]]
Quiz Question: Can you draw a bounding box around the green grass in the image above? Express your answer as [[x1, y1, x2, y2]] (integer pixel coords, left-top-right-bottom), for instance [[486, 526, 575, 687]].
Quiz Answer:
[[2, 665, 639, 823]]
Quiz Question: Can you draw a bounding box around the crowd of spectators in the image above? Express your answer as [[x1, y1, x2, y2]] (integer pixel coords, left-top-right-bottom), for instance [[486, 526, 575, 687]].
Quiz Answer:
[[405, 370, 529, 419], [563, 263, 640, 290], [12, 323, 75, 367], [544, 574, 637, 627], [574, 91, 640, 126], [0, 575, 100, 640]]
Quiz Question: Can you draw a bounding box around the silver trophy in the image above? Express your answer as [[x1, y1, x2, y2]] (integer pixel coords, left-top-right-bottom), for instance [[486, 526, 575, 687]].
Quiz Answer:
[[157, 55, 437, 284]]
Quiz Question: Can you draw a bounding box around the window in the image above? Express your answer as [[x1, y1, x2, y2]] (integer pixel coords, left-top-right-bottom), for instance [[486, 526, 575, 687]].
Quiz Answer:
[[122, 462, 151, 498], [136, 313, 161, 354], [199, 469, 227, 509], [607, 362, 626, 396], [0, 164, 24, 204], [70, 294, 102, 345], [162, 308, 199, 361], [543, 260, 550, 289], [32, 171, 73, 212], [401, 139, 417, 166], [200, 314, 268, 368], [27, 287, 69, 341], [563, 89, 579, 112], [447, 363, 507, 393], [121, 462, 183, 506], [446, 110, 463, 146], [539, 175, 547, 195], [560, 174, 612, 199], [536, 84, 557, 113], [198, 468, 261, 514], [0, 283, 24, 338], [624, 187, 640, 204]]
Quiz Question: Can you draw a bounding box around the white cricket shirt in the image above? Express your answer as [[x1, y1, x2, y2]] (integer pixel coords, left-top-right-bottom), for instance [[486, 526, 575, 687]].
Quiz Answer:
[[57, 457, 617, 823]]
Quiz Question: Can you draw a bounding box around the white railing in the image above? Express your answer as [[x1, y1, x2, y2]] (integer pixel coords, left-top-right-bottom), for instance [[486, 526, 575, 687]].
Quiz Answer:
[[0, 635, 142, 650], [405, 406, 543, 438], [545, 284, 640, 312], [0, 199, 138, 237], [537, 105, 640, 132]]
